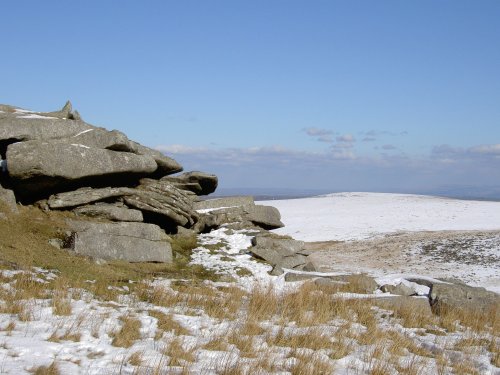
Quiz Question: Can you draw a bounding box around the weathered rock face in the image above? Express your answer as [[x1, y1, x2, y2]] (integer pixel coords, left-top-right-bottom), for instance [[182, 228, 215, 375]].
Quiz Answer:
[[1, 102, 183, 200], [47, 187, 137, 209], [0, 102, 287, 266], [126, 178, 198, 227], [161, 171, 218, 196], [47, 183, 198, 230], [67, 220, 172, 263], [7, 140, 158, 195], [73, 203, 143, 222]]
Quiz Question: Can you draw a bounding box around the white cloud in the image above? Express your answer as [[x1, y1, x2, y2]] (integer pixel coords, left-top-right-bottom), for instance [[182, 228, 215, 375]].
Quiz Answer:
[[156, 144, 209, 154], [336, 134, 356, 143], [469, 144, 500, 155]]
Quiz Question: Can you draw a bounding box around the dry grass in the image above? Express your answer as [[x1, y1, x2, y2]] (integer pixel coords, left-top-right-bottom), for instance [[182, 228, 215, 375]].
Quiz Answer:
[[163, 337, 196, 366], [51, 278, 72, 316], [436, 304, 499, 334], [31, 361, 60, 375], [290, 351, 335, 375], [202, 335, 230, 351], [127, 351, 143, 366], [149, 310, 190, 338], [110, 315, 142, 348], [0, 206, 219, 303], [374, 298, 435, 329]]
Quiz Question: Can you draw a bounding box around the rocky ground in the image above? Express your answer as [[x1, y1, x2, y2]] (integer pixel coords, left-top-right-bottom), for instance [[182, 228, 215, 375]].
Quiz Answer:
[[305, 230, 500, 293]]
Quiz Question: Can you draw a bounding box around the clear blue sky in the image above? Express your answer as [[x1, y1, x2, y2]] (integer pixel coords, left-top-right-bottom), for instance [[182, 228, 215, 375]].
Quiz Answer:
[[2, 1, 500, 194]]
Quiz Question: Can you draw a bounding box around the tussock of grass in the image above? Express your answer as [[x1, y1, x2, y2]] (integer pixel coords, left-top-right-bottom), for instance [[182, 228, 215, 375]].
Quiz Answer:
[[31, 361, 60, 375], [163, 337, 196, 366], [110, 315, 142, 348], [149, 310, 190, 338]]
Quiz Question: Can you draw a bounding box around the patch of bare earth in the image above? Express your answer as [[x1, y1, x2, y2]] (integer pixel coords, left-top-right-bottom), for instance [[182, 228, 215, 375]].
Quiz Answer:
[[306, 230, 500, 290]]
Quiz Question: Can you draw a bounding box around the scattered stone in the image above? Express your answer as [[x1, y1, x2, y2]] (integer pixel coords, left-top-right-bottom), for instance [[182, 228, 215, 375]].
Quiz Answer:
[[302, 261, 320, 272], [48, 238, 64, 249], [381, 283, 417, 296], [429, 281, 500, 314], [67, 220, 172, 263], [268, 265, 284, 276], [250, 234, 308, 269], [285, 272, 319, 282]]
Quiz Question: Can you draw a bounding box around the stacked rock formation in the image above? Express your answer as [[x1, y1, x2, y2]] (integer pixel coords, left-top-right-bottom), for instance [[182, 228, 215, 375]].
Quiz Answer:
[[0, 102, 284, 263]]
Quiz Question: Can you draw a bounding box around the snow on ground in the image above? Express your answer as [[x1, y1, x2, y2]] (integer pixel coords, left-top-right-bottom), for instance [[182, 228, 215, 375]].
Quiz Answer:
[[263, 192, 500, 292], [263, 192, 500, 242], [0, 192, 499, 373]]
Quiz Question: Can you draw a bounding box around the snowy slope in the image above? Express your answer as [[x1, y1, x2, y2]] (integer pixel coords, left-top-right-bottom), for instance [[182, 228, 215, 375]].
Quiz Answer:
[[263, 192, 500, 242]]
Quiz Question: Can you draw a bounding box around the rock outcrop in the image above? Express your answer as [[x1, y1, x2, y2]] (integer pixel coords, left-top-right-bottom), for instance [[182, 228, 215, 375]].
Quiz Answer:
[[0, 101, 289, 264]]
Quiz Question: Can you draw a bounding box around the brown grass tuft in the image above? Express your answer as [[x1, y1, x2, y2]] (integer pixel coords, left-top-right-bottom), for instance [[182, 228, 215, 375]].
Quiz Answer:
[[111, 315, 142, 348]]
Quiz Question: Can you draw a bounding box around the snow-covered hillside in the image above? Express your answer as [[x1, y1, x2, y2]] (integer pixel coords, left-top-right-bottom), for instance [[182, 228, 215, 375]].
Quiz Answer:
[[265, 192, 500, 293], [264, 192, 500, 242]]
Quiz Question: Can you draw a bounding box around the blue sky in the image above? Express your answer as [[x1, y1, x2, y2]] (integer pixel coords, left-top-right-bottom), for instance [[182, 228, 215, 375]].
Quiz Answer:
[[2, 1, 500, 194]]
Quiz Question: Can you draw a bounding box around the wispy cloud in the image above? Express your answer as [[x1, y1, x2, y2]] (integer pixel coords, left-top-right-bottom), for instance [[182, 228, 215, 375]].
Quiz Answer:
[[303, 127, 333, 137], [302, 127, 336, 143], [336, 134, 356, 143], [155, 142, 500, 191], [382, 144, 397, 150], [469, 144, 500, 155]]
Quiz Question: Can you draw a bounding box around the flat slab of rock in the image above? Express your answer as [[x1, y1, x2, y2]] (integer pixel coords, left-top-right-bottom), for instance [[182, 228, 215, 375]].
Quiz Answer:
[[0, 109, 93, 142], [194, 196, 255, 211], [199, 204, 284, 230], [67, 220, 172, 263], [7, 141, 157, 194], [48, 187, 136, 209], [73, 203, 143, 222]]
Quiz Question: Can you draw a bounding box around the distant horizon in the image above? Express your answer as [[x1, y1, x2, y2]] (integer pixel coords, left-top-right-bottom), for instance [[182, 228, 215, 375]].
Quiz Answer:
[[212, 185, 500, 201]]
